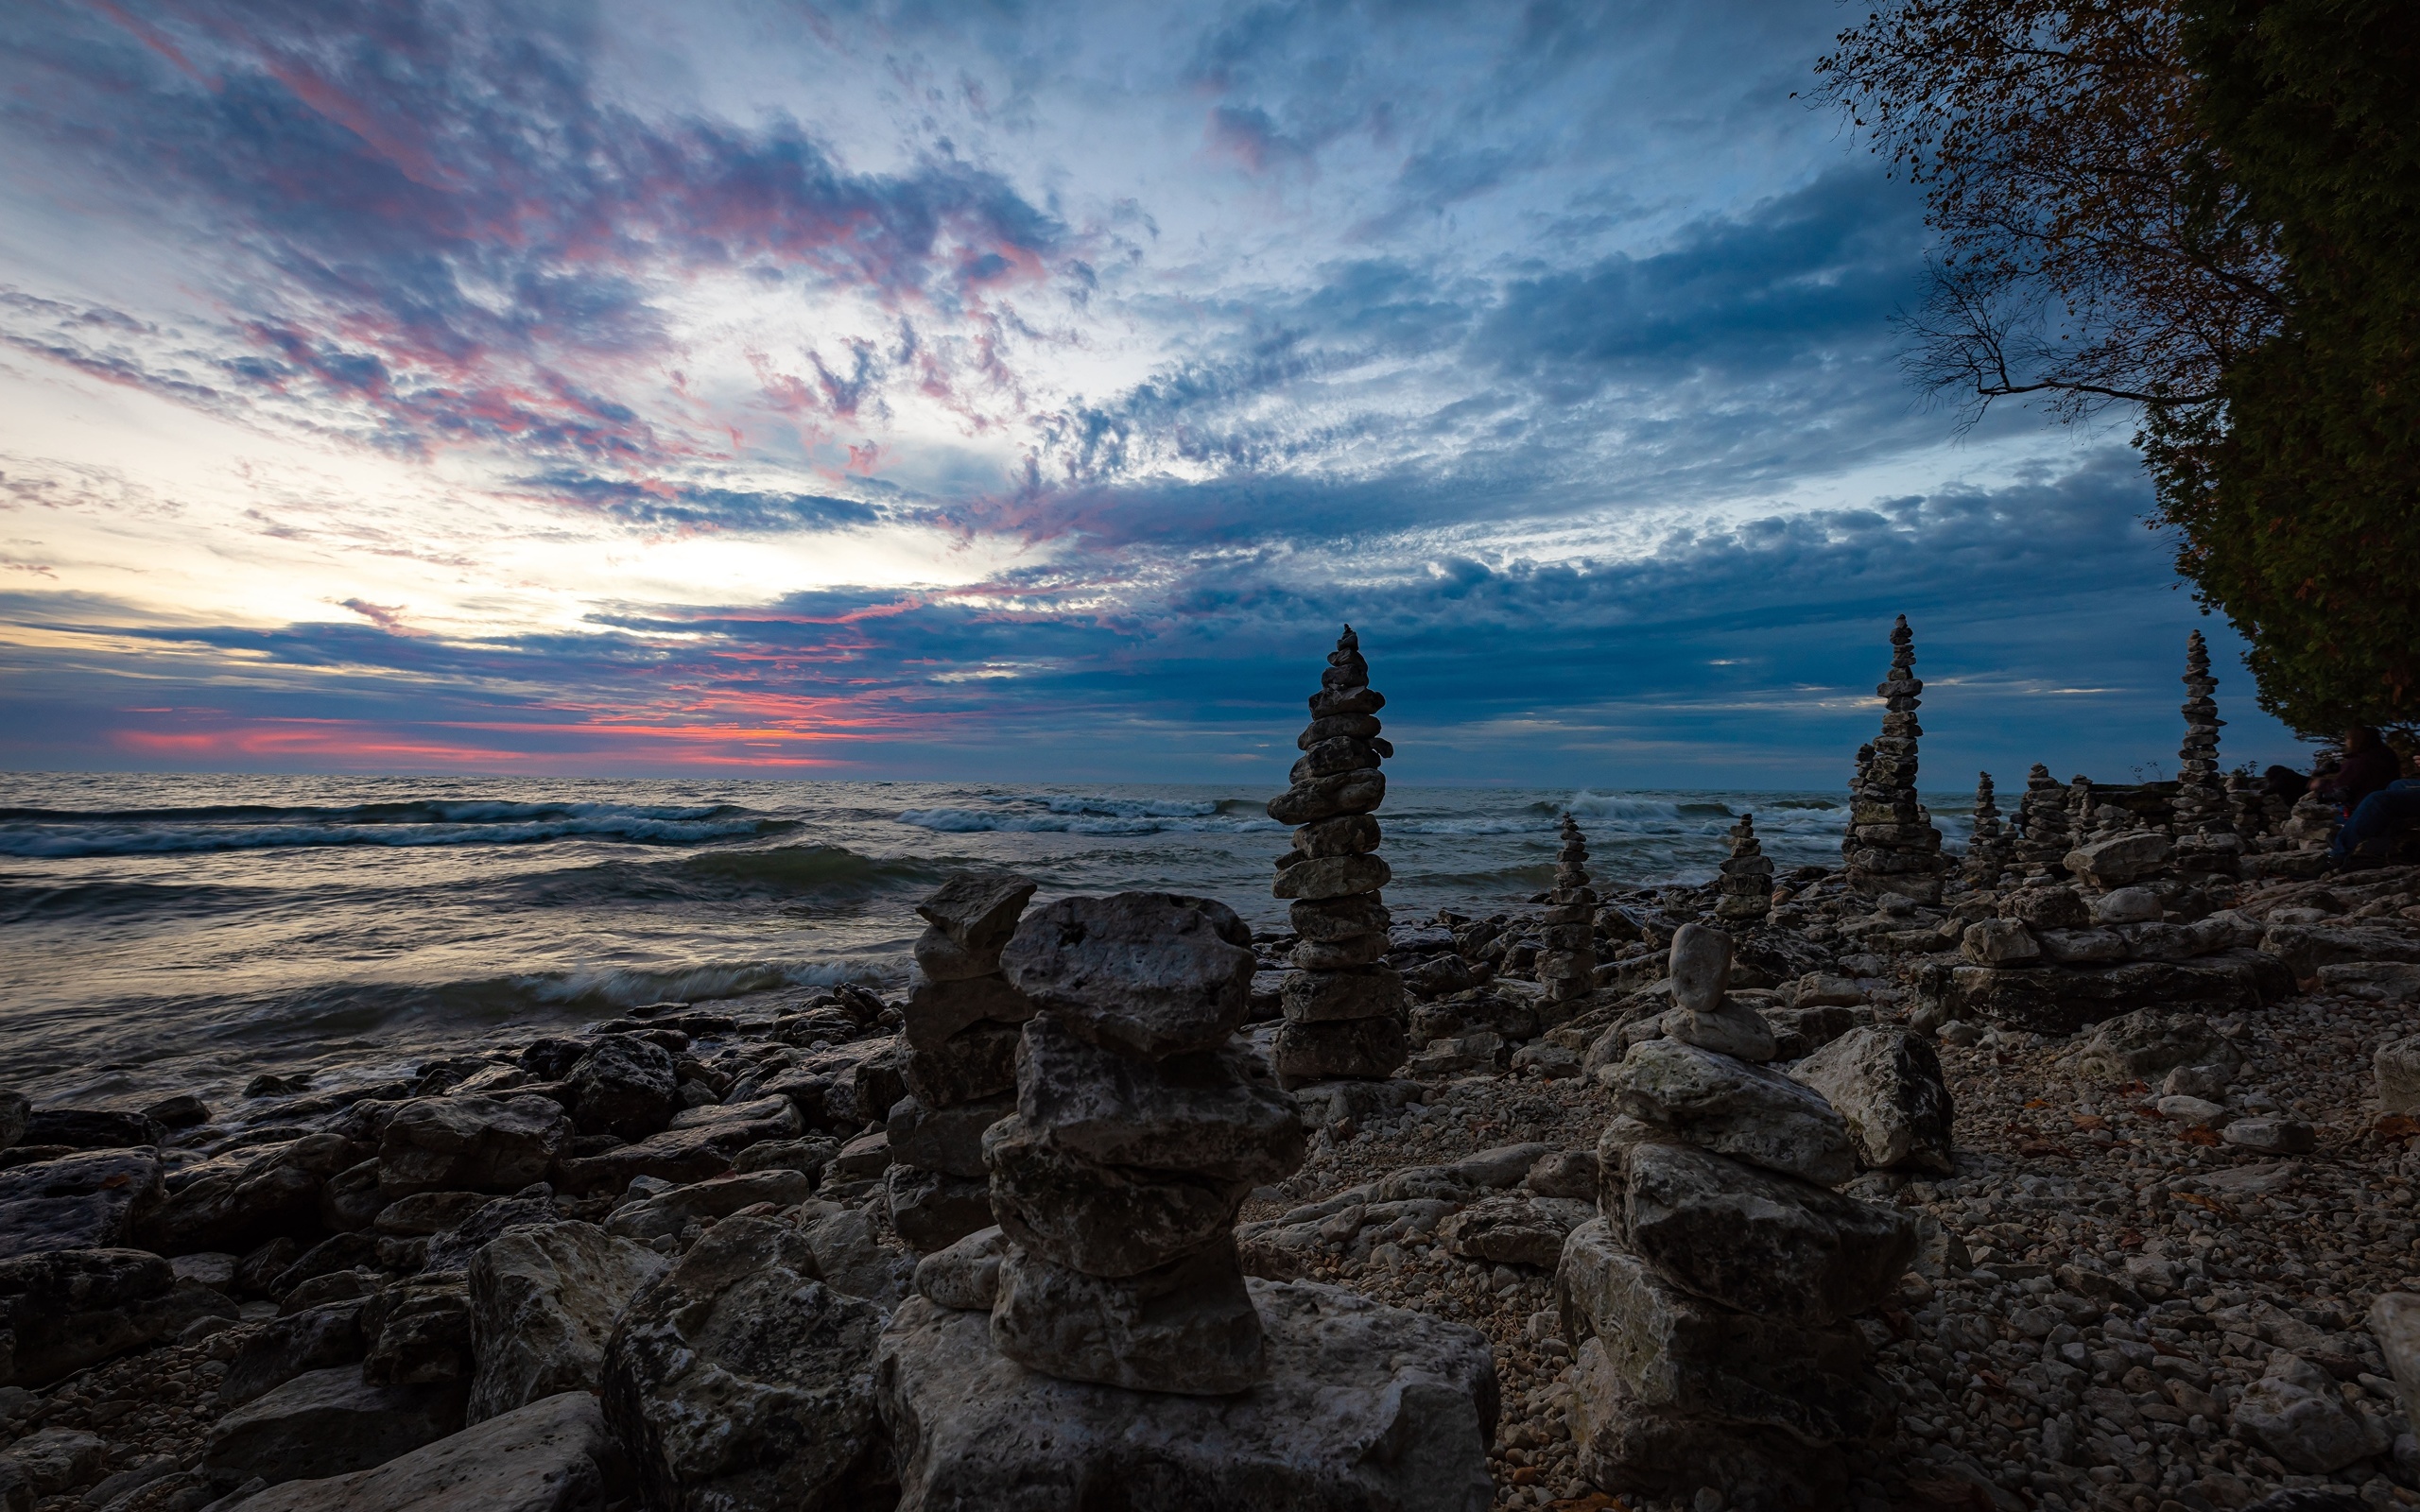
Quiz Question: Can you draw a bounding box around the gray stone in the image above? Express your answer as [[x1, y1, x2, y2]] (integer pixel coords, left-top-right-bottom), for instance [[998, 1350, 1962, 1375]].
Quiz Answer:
[[732, 1137, 840, 1181], [373, 1193, 493, 1239], [562, 1038, 678, 1142], [1437, 1197, 1588, 1269], [1279, 966, 1404, 1023], [1667, 923, 1731, 1014], [2001, 885, 2090, 931], [0, 1091, 25, 1152], [888, 1095, 1012, 1179], [1271, 854, 1392, 902], [2093, 886, 2166, 924], [601, 1215, 890, 1512], [2259, 920, 2420, 981], [1947, 954, 2285, 1036], [2320, 961, 2420, 1002], [2222, 1117, 2318, 1154], [362, 1277, 473, 1387], [902, 972, 1034, 1052], [0, 1247, 181, 1388], [221, 1302, 369, 1408], [913, 926, 1000, 984], [1660, 1003, 1777, 1064], [879, 1280, 1495, 1512], [1556, 1219, 1887, 1445], [1289, 895, 1391, 941], [0, 1150, 164, 1260], [145, 1137, 363, 1257], [1789, 1027, 1955, 1175], [915, 872, 1039, 957], [2231, 1350, 2385, 1474], [1609, 1039, 1856, 1186], [1265, 768, 1387, 827], [2156, 1094, 2231, 1126], [1269, 1017, 1408, 1087], [2078, 1009, 2245, 1084], [904, 1022, 1023, 1108], [2369, 1294, 2420, 1440], [886, 1165, 995, 1254], [2378, 1036, 2420, 1116], [221, 1391, 619, 1512], [421, 1193, 557, 1275], [0, 1430, 104, 1502], [22, 1108, 164, 1151], [2035, 927, 2129, 965], [984, 1119, 1245, 1279], [1523, 1149, 1599, 1201], [1000, 894, 1254, 1059], [377, 1098, 569, 1198], [601, 1169, 813, 1244], [1016, 1017, 1304, 1185], [913, 1227, 1007, 1313], [467, 1220, 666, 1425], [794, 1201, 917, 1307], [1565, 1337, 1843, 1506], [205, 1366, 467, 1490], [987, 1240, 1263, 1395], [2065, 832, 2173, 886], [1617, 1142, 1917, 1328]]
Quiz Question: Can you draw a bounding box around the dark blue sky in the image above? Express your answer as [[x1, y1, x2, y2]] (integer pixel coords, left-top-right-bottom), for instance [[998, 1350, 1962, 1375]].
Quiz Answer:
[[0, 0, 2307, 787]]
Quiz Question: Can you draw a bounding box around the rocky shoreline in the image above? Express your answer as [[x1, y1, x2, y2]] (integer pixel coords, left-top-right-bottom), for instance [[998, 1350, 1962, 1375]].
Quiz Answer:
[[8, 627, 2420, 1512]]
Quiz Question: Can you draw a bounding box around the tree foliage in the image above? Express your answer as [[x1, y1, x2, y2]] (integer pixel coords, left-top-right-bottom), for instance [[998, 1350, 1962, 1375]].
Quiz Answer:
[[1814, 0, 2418, 733]]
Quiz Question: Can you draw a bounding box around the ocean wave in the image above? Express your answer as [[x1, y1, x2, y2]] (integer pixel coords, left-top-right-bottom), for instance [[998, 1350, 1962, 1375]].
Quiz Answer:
[[0, 807, 794, 859], [893, 805, 1282, 837]]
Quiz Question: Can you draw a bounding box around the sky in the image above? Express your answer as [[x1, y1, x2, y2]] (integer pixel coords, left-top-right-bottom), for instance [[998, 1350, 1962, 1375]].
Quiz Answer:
[[0, 0, 2311, 789]]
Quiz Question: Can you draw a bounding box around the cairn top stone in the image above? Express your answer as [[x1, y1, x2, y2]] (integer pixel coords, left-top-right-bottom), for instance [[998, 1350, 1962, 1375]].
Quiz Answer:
[[1000, 892, 1255, 1060], [1668, 923, 1732, 1015], [915, 872, 1041, 955]]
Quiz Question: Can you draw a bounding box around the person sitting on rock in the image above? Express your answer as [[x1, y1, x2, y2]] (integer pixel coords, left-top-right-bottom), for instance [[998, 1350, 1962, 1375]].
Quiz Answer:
[[2326, 728, 2420, 867], [2318, 727, 2400, 813]]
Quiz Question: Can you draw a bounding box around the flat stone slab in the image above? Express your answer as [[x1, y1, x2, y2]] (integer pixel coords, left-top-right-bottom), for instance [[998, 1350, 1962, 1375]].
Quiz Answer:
[[877, 1279, 1497, 1512], [225, 1391, 616, 1512]]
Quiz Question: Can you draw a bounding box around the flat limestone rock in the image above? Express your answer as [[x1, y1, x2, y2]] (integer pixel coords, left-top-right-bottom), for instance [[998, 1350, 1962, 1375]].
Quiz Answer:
[[888, 1094, 1014, 1178], [1270, 1017, 1408, 1088], [0, 1150, 165, 1261], [225, 1390, 619, 1512], [1016, 1017, 1305, 1185], [1618, 1142, 1916, 1329], [1609, 1040, 1854, 1186], [1556, 1220, 1884, 1446], [984, 1119, 1246, 1278], [987, 1241, 1263, 1394], [1945, 955, 2283, 1036], [1001, 893, 1255, 1058], [377, 1097, 569, 1199], [903, 972, 1035, 1052], [886, 1164, 995, 1254], [880, 1280, 1496, 1512], [915, 872, 1040, 956], [2076, 1008, 2244, 1084], [205, 1366, 468, 1489], [1279, 966, 1405, 1023], [1565, 1336, 1844, 1507]]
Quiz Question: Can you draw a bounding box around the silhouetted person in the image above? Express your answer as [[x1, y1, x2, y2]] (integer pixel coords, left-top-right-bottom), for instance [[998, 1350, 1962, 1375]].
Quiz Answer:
[[2260, 765, 2309, 803], [2326, 728, 2419, 868], [2319, 728, 2399, 811]]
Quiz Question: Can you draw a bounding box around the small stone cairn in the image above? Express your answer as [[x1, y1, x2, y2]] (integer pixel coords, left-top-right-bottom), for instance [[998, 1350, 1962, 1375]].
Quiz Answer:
[[2012, 763, 2074, 880], [1964, 772, 2014, 888], [1556, 923, 1915, 1504], [1266, 627, 1407, 1089], [1713, 813, 1772, 923], [2169, 630, 2242, 877], [893, 872, 1039, 1251], [1842, 615, 1946, 903], [989, 891, 1304, 1392], [1539, 814, 1599, 1004], [1841, 744, 1873, 869]]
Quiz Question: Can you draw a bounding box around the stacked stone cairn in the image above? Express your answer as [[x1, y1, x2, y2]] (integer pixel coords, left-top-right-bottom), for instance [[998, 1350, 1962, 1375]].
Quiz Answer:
[[1537, 814, 1599, 1005], [892, 872, 1041, 1251], [2169, 630, 2241, 877], [1964, 772, 2014, 888], [2013, 763, 2074, 880], [1841, 744, 1874, 868], [1842, 615, 1947, 903], [1556, 923, 1916, 1504], [1714, 813, 1772, 923], [987, 891, 1305, 1392], [1265, 626, 1407, 1089]]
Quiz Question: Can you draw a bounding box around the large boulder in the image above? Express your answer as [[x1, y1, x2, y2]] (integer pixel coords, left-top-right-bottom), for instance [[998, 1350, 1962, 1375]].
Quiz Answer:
[[1556, 1220, 1887, 1446], [1607, 1040, 1855, 1186], [0, 1150, 164, 1260], [221, 1301, 370, 1408], [378, 1098, 570, 1198], [363, 1277, 475, 1387], [2076, 1009, 2244, 1085], [999, 893, 1255, 1059], [143, 1135, 366, 1256], [0, 1247, 202, 1387], [23, 1108, 166, 1150], [218, 1391, 622, 1512], [2063, 833, 2172, 888], [599, 1170, 814, 1246], [204, 1365, 469, 1489], [1789, 1028, 1954, 1175], [916, 873, 1039, 960], [1614, 1141, 1915, 1328], [601, 1215, 890, 1512], [877, 1280, 1497, 1512], [2379, 1038, 2420, 1118], [987, 1240, 1263, 1395], [468, 1221, 667, 1424], [562, 1038, 680, 1142], [2230, 1350, 2389, 1474], [1438, 1196, 1593, 1269], [2260, 920, 2420, 982]]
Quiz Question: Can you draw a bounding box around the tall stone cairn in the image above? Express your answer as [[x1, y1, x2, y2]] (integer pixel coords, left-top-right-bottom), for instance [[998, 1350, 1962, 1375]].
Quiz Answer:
[[2012, 764, 2073, 879], [2170, 630, 2241, 875], [1266, 627, 1408, 1089], [1843, 615, 1946, 903], [1556, 924, 1915, 1504], [1963, 772, 2014, 888], [1539, 815, 1598, 1003], [892, 872, 1038, 1251], [992, 891, 1306, 1393], [1714, 813, 1772, 923], [2226, 770, 2269, 839]]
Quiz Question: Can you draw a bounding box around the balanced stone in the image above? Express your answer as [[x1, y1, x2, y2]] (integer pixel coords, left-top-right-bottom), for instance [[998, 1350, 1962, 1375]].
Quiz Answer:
[[1713, 813, 1773, 924], [1000, 893, 1254, 1059], [1269, 1016, 1409, 1084], [1608, 1040, 1855, 1187], [1539, 815, 1599, 1001], [988, 1241, 1265, 1396], [985, 1119, 1248, 1278], [1964, 771, 2014, 887], [1016, 1016, 1304, 1184], [2169, 629, 2240, 876]]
